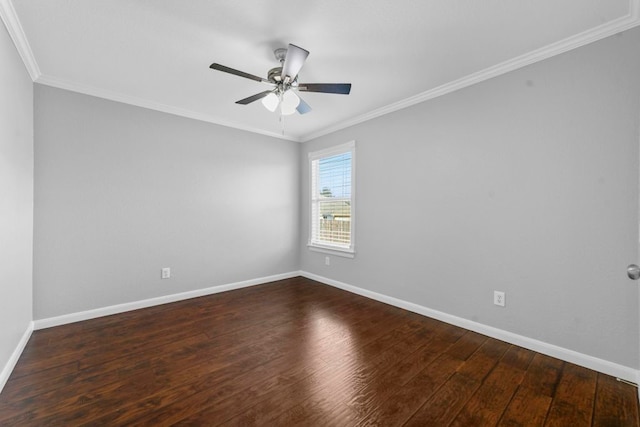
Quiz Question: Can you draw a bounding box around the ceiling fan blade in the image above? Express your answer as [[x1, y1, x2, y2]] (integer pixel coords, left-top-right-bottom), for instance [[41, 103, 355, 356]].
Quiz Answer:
[[235, 90, 274, 105], [281, 44, 309, 81], [296, 95, 312, 115], [210, 63, 268, 83], [297, 83, 351, 95]]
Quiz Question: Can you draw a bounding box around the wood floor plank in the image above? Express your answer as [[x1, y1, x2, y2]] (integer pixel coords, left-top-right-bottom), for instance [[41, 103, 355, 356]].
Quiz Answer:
[[404, 372, 482, 426], [0, 277, 636, 426], [544, 363, 598, 426], [500, 344, 536, 370], [7, 282, 357, 401], [133, 298, 410, 425], [332, 324, 442, 422], [137, 354, 327, 426], [498, 387, 553, 426], [96, 352, 329, 426], [0, 361, 80, 402], [45, 299, 403, 426], [18, 281, 292, 351], [592, 374, 640, 427], [400, 340, 514, 426], [215, 316, 417, 426], [0, 303, 316, 422], [496, 354, 565, 426], [455, 337, 510, 383], [356, 353, 465, 426], [446, 330, 488, 361], [2, 285, 364, 423], [518, 353, 564, 397], [450, 362, 528, 426]]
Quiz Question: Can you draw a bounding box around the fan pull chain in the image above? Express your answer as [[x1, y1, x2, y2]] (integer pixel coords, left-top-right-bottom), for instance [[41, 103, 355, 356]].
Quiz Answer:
[[280, 113, 285, 135]]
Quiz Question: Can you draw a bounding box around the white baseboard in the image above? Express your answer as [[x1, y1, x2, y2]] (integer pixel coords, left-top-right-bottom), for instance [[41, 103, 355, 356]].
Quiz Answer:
[[21, 270, 640, 386], [300, 271, 639, 384], [0, 321, 34, 394], [33, 271, 299, 330]]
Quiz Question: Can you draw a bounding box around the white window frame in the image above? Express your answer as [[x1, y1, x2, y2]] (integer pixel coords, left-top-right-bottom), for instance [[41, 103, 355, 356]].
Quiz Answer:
[[308, 141, 356, 258]]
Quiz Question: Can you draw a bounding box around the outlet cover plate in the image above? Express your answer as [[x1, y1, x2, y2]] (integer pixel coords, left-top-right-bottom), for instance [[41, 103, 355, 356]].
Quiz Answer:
[[494, 291, 505, 307]]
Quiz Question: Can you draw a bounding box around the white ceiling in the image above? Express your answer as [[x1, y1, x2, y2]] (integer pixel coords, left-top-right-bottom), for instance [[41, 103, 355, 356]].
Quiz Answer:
[[2, 0, 639, 141]]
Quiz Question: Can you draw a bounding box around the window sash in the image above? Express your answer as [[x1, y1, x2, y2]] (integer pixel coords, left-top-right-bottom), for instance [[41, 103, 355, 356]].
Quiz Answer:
[[309, 141, 355, 253]]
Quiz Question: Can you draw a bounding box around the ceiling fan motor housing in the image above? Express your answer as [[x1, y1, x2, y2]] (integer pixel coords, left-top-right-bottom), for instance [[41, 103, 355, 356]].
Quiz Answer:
[[267, 67, 283, 83], [268, 48, 290, 84]]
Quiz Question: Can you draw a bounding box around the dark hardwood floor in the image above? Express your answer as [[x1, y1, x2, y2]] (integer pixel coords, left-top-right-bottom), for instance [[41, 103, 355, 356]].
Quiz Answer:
[[0, 276, 638, 426]]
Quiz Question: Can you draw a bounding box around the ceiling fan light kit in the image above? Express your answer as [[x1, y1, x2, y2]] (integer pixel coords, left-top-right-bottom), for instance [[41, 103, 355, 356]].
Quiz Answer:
[[210, 43, 352, 116], [280, 90, 300, 115], [261, 92, 279, 112]]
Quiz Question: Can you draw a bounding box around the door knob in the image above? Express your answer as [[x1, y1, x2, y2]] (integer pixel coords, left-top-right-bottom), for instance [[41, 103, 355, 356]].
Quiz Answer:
[[627, 264, 640, 280]]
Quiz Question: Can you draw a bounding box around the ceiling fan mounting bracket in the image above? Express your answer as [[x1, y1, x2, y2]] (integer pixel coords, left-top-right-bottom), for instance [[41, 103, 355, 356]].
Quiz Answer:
[[273, 48, 287, 63]]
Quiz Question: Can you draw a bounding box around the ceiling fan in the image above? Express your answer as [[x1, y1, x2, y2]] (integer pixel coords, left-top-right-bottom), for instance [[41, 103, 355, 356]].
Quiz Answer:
[[209, 44, 351, 116]]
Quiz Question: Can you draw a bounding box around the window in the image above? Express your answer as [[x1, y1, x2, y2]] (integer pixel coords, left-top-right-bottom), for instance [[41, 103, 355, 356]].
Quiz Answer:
[[308, 141, 355, 257]]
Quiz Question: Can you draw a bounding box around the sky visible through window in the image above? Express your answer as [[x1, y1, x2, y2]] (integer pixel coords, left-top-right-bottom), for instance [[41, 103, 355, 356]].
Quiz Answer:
[[318, 152, 351, 198]]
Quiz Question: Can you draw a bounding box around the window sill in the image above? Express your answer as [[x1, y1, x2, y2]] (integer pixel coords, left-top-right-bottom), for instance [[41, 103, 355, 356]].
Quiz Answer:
[[307, 243, 355, 258]]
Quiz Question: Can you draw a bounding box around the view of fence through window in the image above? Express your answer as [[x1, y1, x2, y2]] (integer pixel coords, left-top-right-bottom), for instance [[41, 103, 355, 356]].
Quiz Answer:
[[316, 151, 352, 246]]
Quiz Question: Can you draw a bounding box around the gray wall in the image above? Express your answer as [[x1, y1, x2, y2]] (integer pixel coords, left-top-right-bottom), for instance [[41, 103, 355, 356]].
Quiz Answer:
[[301, 28, 640, 369], [0, 24, 33, 374], [34, 85, 299, 319], [22, 25, 640, 372]]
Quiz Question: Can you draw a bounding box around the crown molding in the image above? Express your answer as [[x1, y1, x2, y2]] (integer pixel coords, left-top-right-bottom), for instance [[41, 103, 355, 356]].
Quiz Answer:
[[3, 0, 638, 143], [0, 0, 40, 80], [0, 0, 300, 142], [35, 74, 302, 142], [300, 0, 640, 142]]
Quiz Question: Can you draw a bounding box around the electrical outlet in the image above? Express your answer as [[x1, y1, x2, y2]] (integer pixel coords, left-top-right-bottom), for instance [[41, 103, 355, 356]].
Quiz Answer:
[[494, 291, 505, 307], [161, 267, 171, 279], [325, 256, 330, 266]]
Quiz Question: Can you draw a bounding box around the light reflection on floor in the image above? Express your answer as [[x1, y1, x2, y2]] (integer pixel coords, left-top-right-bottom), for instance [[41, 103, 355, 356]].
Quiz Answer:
[[299, 305, 360, 418]]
